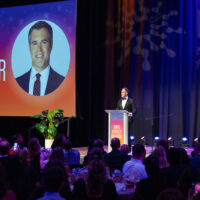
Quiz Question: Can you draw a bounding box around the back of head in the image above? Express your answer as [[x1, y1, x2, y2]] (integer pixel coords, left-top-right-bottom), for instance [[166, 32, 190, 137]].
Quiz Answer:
[[144, 157, 159, 178], [120, 144, 130, 154], [154, 145, 169, 168], [193, 142, 200, 154], [88, 147, 104, 163], [43, 166, 64, 192], [132, 144, 146, 159], [167, 147, 190, 166], [93, 139, 104, 149], [0, 140, 10, 155], [44, 159, 70, 192], [51, 133, 66, 148], [156, 140, 169, 153], [28, 138, 40, 158], [88, 136, 98, 153], [17, 147, 29, 165], [87, 159, 106, 198], [13, 133, 23, 146], [111, 137, 120, 150], [64, 139, 72, 150], [49, 147, 65, 163]]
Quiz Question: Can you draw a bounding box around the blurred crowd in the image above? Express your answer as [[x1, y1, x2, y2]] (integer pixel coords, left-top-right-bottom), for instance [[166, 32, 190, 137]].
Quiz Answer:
[[1, 133, 200, 200]]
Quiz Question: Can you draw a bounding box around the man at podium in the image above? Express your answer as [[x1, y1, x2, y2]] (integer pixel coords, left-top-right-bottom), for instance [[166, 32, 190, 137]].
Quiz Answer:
[[116, 87, 136, 144]]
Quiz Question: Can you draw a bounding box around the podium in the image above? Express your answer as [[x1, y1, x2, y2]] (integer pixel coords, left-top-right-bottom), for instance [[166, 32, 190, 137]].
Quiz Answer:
[[105, 110, 129, 152]]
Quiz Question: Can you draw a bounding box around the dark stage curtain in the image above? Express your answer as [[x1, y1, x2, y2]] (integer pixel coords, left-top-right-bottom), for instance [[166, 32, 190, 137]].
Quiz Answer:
[[104, 0, 200, 146]]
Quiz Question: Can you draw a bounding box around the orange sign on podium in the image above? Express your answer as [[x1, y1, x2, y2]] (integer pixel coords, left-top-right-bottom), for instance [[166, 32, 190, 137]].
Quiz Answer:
[[105, 110, 129, 152]]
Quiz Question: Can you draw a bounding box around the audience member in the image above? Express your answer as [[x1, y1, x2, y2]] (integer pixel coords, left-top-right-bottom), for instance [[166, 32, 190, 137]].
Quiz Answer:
[[3, 134, 200, 200], [30, 160, 72, 200], [82, 136, 97, 166], [73, 159, 118, 200], [0, 140, 19, 179], [0, 140, 10, 157], [51, 133, 67, 149], [104, 137, 129, 172], [15, 148, 38, 200], [28, 138, 41, 176], [93, 139, 107, 156], [88, 147, 104, 163], [63, 139, 80, 169], [176, 167, 200, 200], [133, 158, 162, 200], [157, 140, 169, 153], [36, 166, 66, 200], [190, 142, 200, 169], [160, 147, 190, 189], [49, 147, 65, 164], [45, 160, 72, 199], [85, 147, 111, 180], [0, 140, 23, 199], [120, 144, 130, 154], [191, 137, 200, 157], [144, 139, 169, 171], [154, 145, 169, 168], [12, 133, 24, 149], [123, 144, 147, 182], [38, 148, 49, 170]]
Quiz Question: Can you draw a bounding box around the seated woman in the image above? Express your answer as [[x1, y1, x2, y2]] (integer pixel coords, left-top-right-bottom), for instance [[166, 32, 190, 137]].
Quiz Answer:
[[63, 139, 80, 169], [73, 159, 118, 200], [28, 138, 41, 177]]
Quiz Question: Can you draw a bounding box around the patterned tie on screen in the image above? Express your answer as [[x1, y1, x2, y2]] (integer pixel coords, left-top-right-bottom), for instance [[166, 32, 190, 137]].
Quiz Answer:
[[33, 73, 41, 96]]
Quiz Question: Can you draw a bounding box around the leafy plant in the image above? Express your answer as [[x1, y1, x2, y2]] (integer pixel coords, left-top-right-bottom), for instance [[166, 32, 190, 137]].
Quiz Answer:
[[33, 109, 64, 139]]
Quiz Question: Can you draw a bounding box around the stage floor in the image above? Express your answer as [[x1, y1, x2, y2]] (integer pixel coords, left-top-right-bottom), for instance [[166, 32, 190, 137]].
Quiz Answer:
[[74, 145, 193, 164]]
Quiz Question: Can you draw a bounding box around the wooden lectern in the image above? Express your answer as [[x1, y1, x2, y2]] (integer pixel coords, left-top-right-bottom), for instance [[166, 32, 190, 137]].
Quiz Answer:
[[105, 110, 129, 152]]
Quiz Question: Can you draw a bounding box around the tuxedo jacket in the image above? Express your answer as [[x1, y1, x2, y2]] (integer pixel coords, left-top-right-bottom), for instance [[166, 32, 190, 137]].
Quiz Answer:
[[116, 97, 136, 114], [16, 67, 65, 95]]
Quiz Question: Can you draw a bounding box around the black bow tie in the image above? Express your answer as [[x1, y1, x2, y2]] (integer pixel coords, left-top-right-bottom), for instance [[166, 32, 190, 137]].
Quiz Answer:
[[122, 98, 127, 100]]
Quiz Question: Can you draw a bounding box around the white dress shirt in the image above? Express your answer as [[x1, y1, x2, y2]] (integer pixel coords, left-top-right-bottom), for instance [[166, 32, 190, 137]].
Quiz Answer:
[[29, 66, 50, 96], [122, 158, 148, 181], [122, 96, 128, 109]]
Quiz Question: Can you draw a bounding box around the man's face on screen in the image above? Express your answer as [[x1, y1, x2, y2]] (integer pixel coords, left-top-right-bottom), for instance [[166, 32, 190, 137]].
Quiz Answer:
[[29, 28, 52, 72]]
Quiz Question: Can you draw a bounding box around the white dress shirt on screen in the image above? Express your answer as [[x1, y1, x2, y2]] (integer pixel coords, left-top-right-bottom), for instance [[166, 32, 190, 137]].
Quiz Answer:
[[29, 66, 50, 96]]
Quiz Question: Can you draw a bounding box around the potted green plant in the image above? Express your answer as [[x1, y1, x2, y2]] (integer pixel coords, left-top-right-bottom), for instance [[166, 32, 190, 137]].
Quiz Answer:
[[33, 108, 64, 149]]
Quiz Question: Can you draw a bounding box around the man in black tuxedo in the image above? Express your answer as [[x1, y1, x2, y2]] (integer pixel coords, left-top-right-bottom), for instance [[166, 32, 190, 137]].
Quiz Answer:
[[16, 21, 64, 96], [116, 88, 136, 143]]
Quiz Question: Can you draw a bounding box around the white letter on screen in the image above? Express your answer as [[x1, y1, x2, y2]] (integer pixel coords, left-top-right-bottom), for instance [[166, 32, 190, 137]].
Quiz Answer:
[[0, 60, 6, 81]]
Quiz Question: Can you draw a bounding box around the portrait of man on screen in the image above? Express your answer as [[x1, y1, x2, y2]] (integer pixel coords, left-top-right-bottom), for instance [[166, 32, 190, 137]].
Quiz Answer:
[[16, 21, 65, 96]]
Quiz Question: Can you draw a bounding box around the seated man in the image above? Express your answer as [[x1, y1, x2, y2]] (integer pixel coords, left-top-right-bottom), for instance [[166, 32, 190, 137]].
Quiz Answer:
[[37, 166, 65, 200], [122, 144, 147, 182], [104, 137, 130, 172]]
